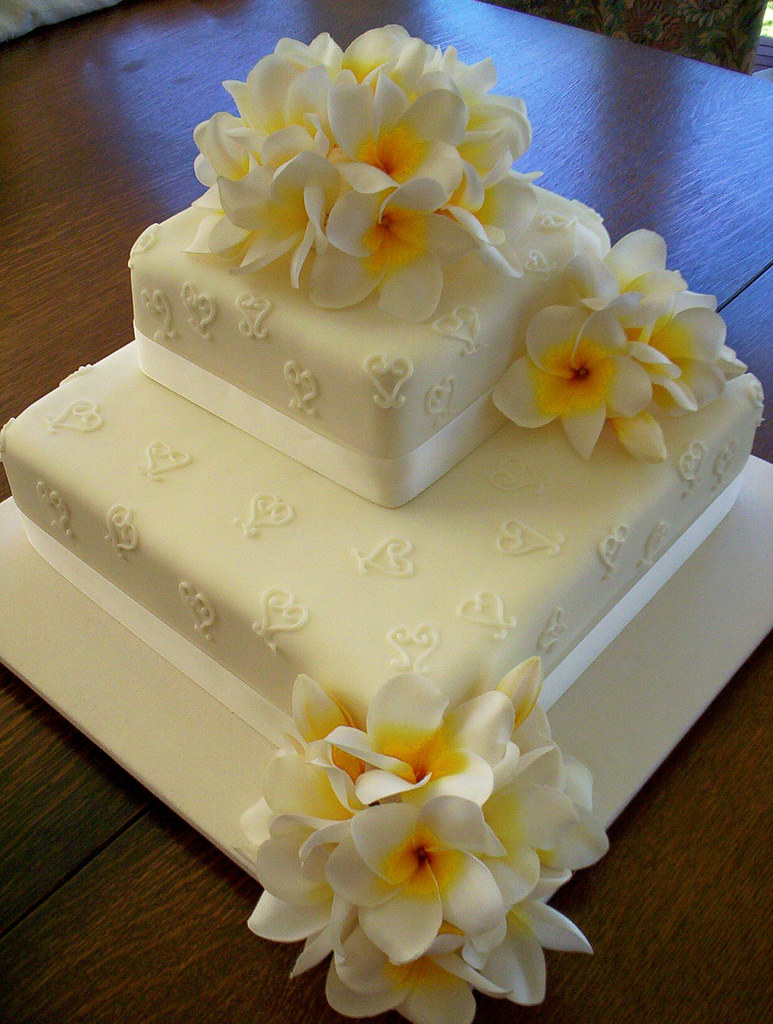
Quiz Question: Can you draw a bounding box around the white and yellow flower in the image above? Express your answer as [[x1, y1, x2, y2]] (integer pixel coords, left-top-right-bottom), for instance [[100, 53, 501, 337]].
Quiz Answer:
[[324, 672, 516, 807], [325, 797, 508, 964], [189, 28, 537, 320], [310, 178, 476, 321], [241, 659, 608, 1021], [326, 927, 506, 1024], [493, 305, 655, 460]]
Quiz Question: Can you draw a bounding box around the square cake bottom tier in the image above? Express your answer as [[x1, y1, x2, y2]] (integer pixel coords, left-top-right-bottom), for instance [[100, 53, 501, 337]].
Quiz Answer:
[[0, 344, 760, 733]]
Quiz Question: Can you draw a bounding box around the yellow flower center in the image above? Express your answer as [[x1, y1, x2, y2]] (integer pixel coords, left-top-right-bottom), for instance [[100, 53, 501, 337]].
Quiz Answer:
[[358, 125, 427, 183], [365, 206, 426, 274], [532, 336, 615, 418]]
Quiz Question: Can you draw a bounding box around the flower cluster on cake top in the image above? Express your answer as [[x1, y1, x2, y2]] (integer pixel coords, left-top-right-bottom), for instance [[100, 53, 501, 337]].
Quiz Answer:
[[493, 229, 748, 462], [241, 659, 608, 1024], [190, 26, 536, 322]]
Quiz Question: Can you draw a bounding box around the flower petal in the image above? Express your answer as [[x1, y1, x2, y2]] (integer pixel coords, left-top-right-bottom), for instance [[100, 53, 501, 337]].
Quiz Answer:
[[497, 657, 543, 728], [493, 357, 557, 429], [482, 926, 546, 1004], [309, 246, 381, 309], [420, 795, 504, 857], [526, 901, 592, 953], [444, 691, 514, 768], [606, 229, 667, 287], [609, 411, 667, 462], [292, 673, 350, 743], [326, 835, 394, 907], [401, 969, 477, 1024], [326, 961, 403, 1017], [526, 306, 588, 371], [561, 405, 607, 460], [367, 674, 448, 758], [248, 891, 330, 942], [435, 851, 505, 936], [360, 877, 443, 963], [606, 355, 653, 417], [350, 802, 419, 881], [378, 251, 444, 322]]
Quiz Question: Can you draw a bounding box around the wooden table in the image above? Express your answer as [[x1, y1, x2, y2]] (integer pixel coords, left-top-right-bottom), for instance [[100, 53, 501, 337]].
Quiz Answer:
[[1, 1, 772, 1020]]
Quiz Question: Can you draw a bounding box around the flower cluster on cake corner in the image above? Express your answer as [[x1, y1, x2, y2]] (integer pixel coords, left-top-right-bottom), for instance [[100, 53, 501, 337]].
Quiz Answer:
[[241, 658, 608, 1023], [492, 228, 750, 464], [189, 24, 536, 324]]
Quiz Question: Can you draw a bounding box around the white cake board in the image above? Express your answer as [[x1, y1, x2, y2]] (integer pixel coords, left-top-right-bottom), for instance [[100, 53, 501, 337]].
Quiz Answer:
[[1, 457, 772, 878]]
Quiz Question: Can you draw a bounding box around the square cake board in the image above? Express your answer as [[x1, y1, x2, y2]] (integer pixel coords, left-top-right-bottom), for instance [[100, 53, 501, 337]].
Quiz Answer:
[[1, 456, 772, 879]]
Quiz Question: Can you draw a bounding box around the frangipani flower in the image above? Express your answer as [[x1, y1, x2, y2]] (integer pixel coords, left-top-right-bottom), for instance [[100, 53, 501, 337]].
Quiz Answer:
[[189, 27, 536, 320], [241, 659, 608, 1022], [311, 178, 477, 321], [326, 797, 507, 963], [327, 75, 466, 195], [493, 305, 655, 460], [327, 927, 505, 1024], [211, 151, 341, 283], [566, 229, 687, 313], [325, 672, 516, 806], [631, 296, 728, 413]]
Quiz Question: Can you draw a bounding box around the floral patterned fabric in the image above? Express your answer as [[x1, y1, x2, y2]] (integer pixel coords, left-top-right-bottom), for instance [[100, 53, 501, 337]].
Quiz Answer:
[[488, 1, 767, 71]]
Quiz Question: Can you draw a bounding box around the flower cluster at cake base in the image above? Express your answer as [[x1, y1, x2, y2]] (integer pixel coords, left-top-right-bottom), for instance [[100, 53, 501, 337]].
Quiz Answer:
[[190, 26, 537, 322], [493, 229, 747, 462], [241, 659, 608, 1023]]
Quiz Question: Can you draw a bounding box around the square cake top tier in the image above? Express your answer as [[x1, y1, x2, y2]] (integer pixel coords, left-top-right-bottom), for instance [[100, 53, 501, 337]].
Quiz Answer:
[[130, 188, 610, 506]]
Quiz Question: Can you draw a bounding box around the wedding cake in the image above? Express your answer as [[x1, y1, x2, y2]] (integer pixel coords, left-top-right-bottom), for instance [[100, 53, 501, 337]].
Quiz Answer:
[[0, 25, 763, 1024]]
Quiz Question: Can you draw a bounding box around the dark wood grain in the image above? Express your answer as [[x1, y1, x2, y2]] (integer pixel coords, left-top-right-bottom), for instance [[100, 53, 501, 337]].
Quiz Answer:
[[0, 667, 150, 934], [0, 1, 771, 1023]]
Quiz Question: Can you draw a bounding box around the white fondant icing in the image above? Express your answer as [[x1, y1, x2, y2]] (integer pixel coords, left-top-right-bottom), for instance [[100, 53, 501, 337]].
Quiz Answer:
[[598, 526, 629, 580], [536, 212, 576, 232], [284, 361, 319, 416], [353, 537, 414, 577], [522, 249, 554, 274], [745, 375, 764, 426], [252, 589, 309, 655], [387, 624, 439, 674], [0, 418, 14, 460], [489, 455, 546, 494], [538, 607, 566, 652], [364, 355, 414, 409], [638, 520, 671, 569], [236, 294, 272, 340], [36, 480, 73, 538], [456, 591, 516, 641], [432, 306, 481, 355], [235, 494, 295, 538], [105, 504, 138, 558], [678, 442, 706, 497], [44, 400, 103, 435], [712, 439, 738, 490], [424, 376, 456, 426], [181, 282, 217, 340], [140, 288, 175, 343], [128, 224, 159, 268], [137, 441, 192, 482], [496, 519, 565, 557], [179, 581, 216, 641], [1, 345, 757, 722], [59, 365, 93, 385]]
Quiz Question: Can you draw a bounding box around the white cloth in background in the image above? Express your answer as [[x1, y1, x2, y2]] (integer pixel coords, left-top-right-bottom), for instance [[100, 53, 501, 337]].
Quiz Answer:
[[0, 0, 124, 42]]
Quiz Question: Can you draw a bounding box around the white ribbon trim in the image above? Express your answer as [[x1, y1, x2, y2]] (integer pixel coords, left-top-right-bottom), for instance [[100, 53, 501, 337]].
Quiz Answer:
[[135, 329, 504, 507], [17, 508, 296, 749]]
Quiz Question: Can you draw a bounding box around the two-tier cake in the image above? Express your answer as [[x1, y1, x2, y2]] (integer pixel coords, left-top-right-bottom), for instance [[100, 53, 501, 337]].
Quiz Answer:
[[0, 25, 763, 1024]]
